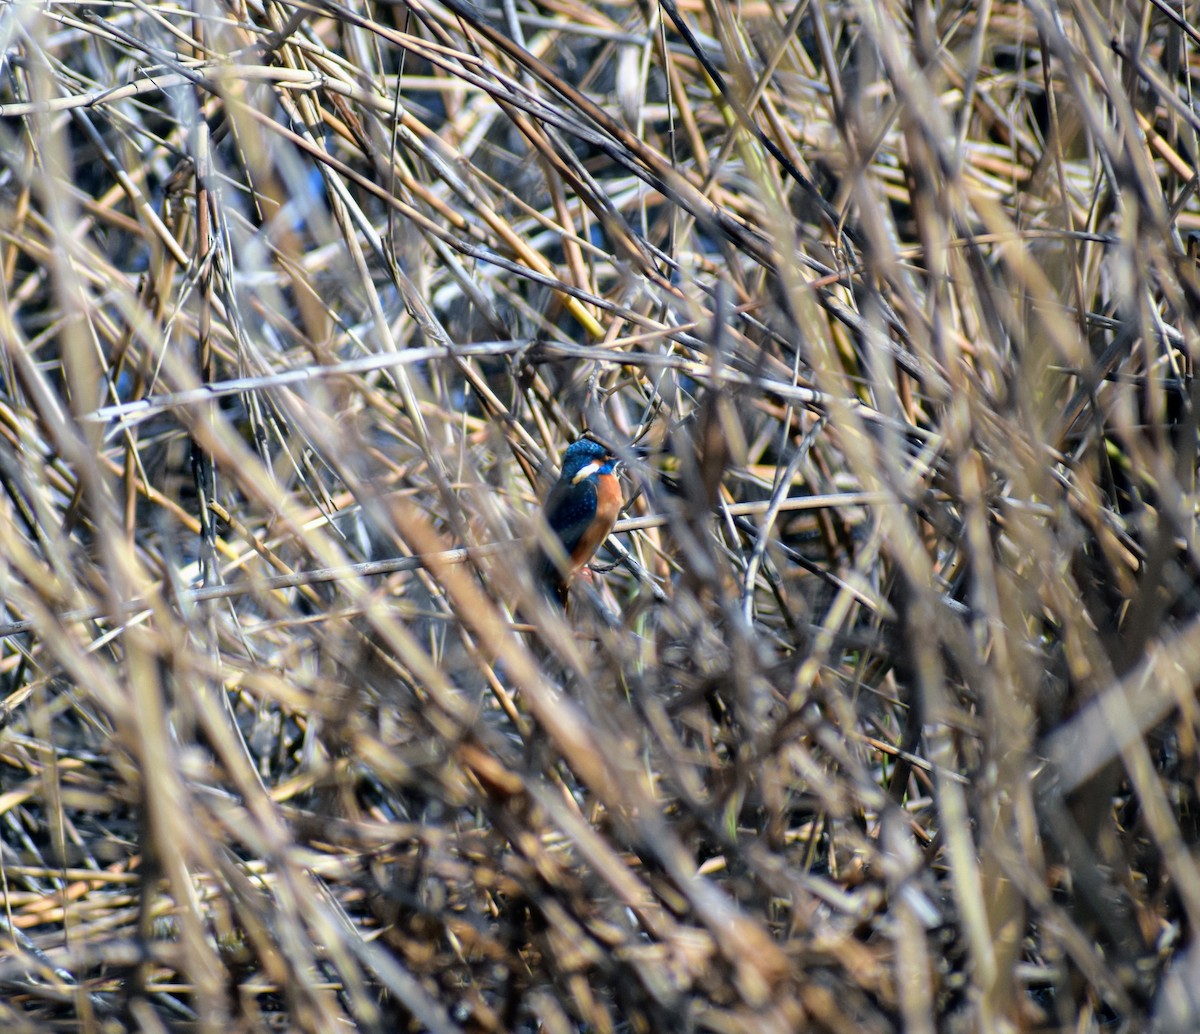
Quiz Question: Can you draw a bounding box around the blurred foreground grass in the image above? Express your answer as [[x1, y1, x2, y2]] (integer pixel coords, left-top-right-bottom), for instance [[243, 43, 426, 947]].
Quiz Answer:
[[1, 0, 1200, 1030]]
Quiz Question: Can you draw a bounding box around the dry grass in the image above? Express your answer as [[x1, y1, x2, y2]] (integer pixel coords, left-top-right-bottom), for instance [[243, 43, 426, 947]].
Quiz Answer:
[[1, 0, 1199, 1030]]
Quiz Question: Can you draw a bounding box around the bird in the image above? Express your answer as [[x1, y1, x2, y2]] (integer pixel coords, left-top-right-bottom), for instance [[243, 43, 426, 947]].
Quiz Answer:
[[534, 439, 623, 606]]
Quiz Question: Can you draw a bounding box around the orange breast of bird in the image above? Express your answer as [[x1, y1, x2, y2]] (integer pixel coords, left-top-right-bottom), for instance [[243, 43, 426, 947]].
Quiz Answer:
[[568, 471, 622, 571]]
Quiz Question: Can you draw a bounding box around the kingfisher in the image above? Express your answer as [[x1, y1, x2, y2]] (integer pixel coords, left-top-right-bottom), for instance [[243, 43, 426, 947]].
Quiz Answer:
[[534, 438, 623, 606]]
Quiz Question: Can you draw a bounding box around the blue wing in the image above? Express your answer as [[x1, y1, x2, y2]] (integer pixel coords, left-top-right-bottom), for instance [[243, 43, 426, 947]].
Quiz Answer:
[[535, 478, 598, 602]]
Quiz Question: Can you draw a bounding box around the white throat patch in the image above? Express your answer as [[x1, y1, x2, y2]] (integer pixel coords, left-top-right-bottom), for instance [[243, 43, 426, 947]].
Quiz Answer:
[[571, 461, 602, 483]]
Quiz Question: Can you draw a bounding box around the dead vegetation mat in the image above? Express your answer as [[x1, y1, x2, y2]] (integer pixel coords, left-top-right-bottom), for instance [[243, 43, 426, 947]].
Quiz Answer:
[[2, 0, 1200, 1031]]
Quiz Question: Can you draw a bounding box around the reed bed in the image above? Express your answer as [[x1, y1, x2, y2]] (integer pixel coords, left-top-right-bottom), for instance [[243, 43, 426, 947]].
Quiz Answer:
[[1, 0, 1199, 1030]]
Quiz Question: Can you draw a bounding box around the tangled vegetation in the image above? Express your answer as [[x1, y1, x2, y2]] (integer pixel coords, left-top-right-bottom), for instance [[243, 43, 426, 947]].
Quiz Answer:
[[1, 0, 1200, 1030]]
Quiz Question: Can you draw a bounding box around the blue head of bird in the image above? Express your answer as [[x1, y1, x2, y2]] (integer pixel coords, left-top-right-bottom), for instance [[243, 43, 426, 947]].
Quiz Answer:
[[560, 439, 617, 484]]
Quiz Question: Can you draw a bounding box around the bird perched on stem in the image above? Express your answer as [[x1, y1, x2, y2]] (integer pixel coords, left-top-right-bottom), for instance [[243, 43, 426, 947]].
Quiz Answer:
[[534, 439, 623, 606]]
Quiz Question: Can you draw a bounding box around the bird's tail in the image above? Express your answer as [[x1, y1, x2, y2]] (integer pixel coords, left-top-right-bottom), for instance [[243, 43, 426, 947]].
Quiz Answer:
[[534, 548, 570, 608]]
